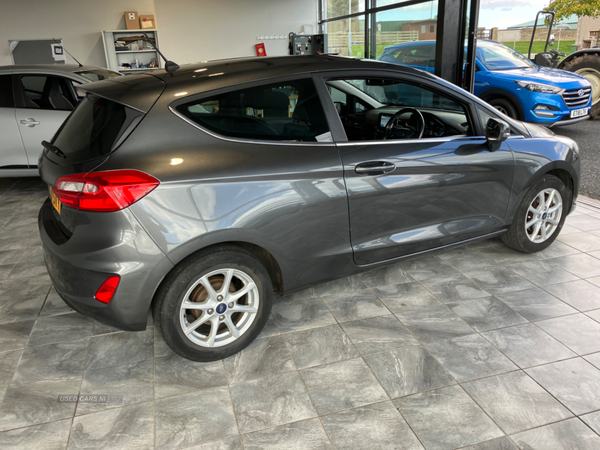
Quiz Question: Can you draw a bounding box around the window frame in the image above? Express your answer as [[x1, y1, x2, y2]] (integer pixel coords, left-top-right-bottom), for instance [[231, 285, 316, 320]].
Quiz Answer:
[[14, 73, 79, 111], [169, 74, 338, 146], [312, 69, 483, 143], [0, 74, 15, 108]]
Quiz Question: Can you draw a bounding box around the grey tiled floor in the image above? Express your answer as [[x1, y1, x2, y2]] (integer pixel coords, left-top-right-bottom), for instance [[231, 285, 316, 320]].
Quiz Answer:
[[1, 178, 600, 449]]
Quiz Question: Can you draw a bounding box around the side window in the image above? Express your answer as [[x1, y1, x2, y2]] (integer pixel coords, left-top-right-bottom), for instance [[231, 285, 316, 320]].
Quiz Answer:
[[19, 75, 77, 111], [0, 75, 14, 108], [175, 78, 331, 142], [328, 78, 472, 141], [477, 107, 495, 134]]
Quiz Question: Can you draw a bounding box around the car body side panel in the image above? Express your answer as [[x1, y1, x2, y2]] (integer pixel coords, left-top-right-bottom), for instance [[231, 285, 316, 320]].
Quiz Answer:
[[0, 106, 28, 168], [505, 137, 580, 222], [339, 138, 515, 265], [100, 108, 354, 293]]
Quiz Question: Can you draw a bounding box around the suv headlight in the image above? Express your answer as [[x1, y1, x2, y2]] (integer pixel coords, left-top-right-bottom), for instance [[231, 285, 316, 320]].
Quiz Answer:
[[515, 81, 563, 94]]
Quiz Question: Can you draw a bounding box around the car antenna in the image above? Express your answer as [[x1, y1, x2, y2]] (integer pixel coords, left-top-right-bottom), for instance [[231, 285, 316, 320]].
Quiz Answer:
[[141, 32, 179, 73], [52, 38, 83, 67]]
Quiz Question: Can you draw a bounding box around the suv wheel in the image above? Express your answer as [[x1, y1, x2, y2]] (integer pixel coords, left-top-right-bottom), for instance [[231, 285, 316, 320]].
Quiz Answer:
[[488, 97, 518, 119], [502, 174, 568, 253], [154, 247, 273, 361]]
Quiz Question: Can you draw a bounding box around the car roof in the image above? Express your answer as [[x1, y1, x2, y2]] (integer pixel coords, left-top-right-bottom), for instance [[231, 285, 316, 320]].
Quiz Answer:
[[147, 54, 436, 95], [0, 64, 113, 75]]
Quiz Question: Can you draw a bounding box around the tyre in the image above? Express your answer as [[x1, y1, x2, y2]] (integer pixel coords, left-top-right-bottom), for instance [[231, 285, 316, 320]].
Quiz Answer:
[[153, 246, 273, 361], [560, 54, 600, 119], [502, 174, 568, 253], [488, 97, 519, 120]]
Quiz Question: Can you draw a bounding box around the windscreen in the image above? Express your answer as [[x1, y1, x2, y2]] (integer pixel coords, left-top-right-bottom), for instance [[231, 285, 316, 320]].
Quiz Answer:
[[476, 43, 536, 70], [51, 95, 141, 162]]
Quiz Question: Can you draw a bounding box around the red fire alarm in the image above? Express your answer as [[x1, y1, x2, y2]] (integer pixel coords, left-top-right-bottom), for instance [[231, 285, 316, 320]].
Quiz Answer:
[[255, 43, 266, 57]]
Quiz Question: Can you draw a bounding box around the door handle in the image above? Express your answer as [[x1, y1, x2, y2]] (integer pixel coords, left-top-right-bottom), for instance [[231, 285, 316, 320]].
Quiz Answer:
[[20, 118, 40, 127], [355, 161, 396, 175]]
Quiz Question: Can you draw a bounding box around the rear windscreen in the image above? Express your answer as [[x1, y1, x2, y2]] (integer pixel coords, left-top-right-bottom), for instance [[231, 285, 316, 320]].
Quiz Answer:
[[52, 95, 141, 162]]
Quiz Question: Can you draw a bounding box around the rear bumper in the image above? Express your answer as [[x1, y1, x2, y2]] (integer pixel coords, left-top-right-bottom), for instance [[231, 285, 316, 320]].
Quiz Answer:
[[39, 199, 174, 331]]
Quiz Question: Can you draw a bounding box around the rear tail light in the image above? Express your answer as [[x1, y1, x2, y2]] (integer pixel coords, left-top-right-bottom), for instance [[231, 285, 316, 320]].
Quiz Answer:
[[95, 276, 120, 303], [53, 170, 159, 212]]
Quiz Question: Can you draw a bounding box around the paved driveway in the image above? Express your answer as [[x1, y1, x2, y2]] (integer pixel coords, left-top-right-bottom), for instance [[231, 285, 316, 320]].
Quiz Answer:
[[0, 178, 600, 449], [555, 118, 600, 201]]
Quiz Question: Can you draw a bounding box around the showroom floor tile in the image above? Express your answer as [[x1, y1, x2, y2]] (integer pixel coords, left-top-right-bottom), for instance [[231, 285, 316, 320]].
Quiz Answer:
[[1, 179, 600, 448]]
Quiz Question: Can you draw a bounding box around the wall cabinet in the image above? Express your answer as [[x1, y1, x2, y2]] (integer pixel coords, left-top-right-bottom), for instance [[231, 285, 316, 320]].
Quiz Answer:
[[102, 30, 162, 73]]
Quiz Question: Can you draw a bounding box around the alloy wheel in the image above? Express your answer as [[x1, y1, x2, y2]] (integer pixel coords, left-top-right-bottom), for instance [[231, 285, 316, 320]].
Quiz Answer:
[[179, 268, 259, 347], [525, 188, 563, 244]]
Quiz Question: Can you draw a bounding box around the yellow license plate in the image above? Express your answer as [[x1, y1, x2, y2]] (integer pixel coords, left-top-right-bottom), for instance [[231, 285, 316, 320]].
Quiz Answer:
[[50, 188, 62, 215]]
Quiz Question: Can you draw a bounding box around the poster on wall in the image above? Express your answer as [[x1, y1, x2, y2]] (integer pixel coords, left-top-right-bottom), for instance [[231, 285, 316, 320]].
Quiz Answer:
[[255, 43, 266, 57], [9, 39, 66, 64], [51, 43, 67, 62]]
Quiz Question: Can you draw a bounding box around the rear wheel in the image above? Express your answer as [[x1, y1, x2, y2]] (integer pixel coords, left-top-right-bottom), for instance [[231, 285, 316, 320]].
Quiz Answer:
[[561, 54, 600, 119], [488, 97, 519, 120], [502, 175, 568, 253], [153, 247, 273, 361]]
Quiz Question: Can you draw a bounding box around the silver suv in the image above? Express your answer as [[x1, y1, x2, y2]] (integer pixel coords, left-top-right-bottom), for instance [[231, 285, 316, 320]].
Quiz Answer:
[[0, 64, 121, 177]]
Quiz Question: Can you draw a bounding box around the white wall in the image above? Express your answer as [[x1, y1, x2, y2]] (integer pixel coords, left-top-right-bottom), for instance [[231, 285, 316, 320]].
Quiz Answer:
[[153, 0, 319, 65], [0, 0, 156, 67]]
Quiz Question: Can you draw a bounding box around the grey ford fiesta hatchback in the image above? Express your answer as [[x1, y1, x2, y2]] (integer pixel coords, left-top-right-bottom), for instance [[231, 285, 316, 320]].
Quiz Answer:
[[38, 55, 580, 361]]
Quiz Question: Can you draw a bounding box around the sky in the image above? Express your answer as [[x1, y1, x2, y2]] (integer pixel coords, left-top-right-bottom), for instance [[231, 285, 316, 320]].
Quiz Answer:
[[373, 0, 554, 30], [478, 0, 553, 30]]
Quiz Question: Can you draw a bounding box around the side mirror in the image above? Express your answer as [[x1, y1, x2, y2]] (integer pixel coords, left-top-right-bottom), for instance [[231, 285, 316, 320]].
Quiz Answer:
[[549, 34, 555, 47], [485, 118, 510, 151]]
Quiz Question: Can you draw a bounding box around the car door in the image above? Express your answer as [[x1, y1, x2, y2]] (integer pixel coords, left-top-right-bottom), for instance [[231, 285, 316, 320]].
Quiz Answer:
[[316, 72, 515, 266], [14, 74, 77, 168], [0, 73, 30, 169]]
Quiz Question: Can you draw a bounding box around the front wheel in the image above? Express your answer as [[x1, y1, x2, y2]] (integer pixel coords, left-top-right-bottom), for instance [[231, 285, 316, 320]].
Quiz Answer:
[[502, 175, 568, 253], [153, 247, 273, 361], [488, 97, 519, 120]]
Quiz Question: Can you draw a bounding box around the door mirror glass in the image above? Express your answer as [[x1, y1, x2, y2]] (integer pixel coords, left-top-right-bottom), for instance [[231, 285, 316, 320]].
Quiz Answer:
[[549, 34, 555, 47], [485, 118, 510, 150]]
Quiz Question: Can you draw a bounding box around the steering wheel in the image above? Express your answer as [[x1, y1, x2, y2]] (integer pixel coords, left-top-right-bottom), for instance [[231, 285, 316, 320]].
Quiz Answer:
[[383, 108, 426, 140], [549, 49, 566, 57]]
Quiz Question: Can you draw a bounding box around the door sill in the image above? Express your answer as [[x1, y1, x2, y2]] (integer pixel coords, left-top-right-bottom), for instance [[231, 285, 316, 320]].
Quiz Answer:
[[355, 229, 507, 268]]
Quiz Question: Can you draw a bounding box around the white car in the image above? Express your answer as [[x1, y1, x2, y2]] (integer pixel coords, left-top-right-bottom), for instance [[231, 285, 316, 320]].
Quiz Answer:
[[0, 64, 121, 177]]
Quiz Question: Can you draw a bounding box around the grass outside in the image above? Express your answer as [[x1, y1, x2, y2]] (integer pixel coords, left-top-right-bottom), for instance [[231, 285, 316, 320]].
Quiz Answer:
[[501, 40, 576, 55], [342, 40, 577, 59]]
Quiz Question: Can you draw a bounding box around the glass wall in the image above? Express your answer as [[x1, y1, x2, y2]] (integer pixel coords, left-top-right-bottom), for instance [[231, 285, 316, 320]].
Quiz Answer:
[[322, 16, 366, 57], [321, 0, 439, 67], [373, 1, 438, 60]]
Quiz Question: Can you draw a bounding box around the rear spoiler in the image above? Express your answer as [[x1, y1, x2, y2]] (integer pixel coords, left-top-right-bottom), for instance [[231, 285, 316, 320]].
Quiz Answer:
[[80, 73, 166, 113]]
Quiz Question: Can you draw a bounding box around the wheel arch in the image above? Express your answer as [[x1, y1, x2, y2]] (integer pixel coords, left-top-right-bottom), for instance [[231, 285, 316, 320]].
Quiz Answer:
[[507, 163, 577, 225], [479, 88, 525, 120], [557, 49, 600, 69], [150, 240, 285, 315]]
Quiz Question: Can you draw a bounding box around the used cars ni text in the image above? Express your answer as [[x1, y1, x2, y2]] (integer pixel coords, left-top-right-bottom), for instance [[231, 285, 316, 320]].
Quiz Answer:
[[38, 55, 580, 360]]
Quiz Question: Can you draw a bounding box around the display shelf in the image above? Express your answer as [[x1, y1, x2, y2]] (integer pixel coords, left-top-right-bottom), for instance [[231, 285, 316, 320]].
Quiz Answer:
[[102, 29, 161, 72], [114, 49, 157, 54]]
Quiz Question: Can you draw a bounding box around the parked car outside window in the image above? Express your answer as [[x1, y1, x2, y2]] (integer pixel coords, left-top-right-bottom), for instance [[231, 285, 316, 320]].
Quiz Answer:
[[379, 40, 593, 127]]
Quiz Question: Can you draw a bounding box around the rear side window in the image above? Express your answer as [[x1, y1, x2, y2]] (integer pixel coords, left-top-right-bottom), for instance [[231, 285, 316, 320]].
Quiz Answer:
[[52, 95, 141, 162], [19, 75, 77, 111], [175, 78, 331, 142], [0, 75, 14, 108]]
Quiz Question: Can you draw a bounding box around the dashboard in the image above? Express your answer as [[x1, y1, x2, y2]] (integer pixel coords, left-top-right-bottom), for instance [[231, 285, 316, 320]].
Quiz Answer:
[[342, 106, 470, 141]]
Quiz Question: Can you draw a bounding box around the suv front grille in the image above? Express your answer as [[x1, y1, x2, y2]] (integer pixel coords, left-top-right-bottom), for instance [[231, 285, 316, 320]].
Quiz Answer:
[[562, 87, 592, 108]]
